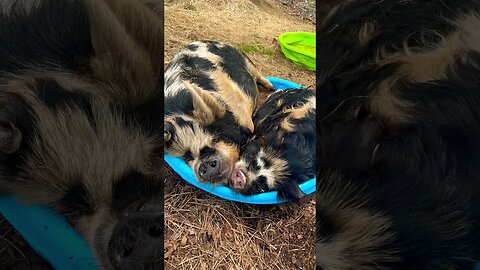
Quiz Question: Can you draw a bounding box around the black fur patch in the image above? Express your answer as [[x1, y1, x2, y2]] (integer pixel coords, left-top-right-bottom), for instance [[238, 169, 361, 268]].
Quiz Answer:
[[164, 121, 176, 148], [242, 175, 269, 195], [315, 209, 337, 243], [199, 146, 216, 160], [276, 178, 304, 200], [181, 56, 215, 91], [174, 116, 194, 130], [0, 92, 37, 177], [249, 162, 260, 173], [185, 43, 199, 51], [164, 90, 193, 116], [111, 171, 152, 215], [57, 182, 93, 217], [34, 78, 95, 122], [205, 41, 257, 98], [0, 0, 93, 73], [181, 150, 194, 162], [317, 122, 480, 267], [2, 93, 37, 144], [123, 92, 164, 133], [260, 157, 271, 168], [206, 111, 251, 146]]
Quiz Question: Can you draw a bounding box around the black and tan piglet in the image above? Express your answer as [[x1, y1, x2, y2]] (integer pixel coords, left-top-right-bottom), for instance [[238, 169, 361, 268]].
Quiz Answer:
[[316, 0, 480, 268], [229, 87, 315, 200], [164, 40, 274, 185]]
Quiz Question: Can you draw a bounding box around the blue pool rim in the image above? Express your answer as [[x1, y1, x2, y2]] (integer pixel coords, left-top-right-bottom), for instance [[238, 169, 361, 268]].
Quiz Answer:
[[0, 196, 98, 269], [164, 77, 317, 204]]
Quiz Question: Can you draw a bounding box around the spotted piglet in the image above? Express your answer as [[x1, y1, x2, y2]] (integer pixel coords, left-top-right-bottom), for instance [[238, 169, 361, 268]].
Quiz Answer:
[[230, 87, 316, 199]]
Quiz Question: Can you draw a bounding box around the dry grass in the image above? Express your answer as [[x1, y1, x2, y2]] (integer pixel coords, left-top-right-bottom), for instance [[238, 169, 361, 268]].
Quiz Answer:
[[0, 217, 52, 270], [164, 0, 316, 87], [164, 167, 315, 270], [164, 0, 315, 269]]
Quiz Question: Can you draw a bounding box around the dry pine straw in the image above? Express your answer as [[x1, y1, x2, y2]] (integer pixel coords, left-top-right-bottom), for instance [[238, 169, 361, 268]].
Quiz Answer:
[[164, 0, 316, 87], [164, 0, 315, 269], [164, 167, 315, 270]]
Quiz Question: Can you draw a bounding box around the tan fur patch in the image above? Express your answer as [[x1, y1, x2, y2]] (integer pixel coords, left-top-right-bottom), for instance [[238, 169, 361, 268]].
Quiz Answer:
[[358, 21, 376, 44], [164, 115, 214, 159], [367, 14, 480, 126], [280, 95, 316, 132], [164, 115, 241, 184], [184, 81, 227, 125], [0, 73, 164, 242], [84, 0, 162, 106], [215, 141, 240, 170], [259, 148, 289, 189], [75, 206, 117, 268], [316, 209, 397, 270], [210, 69, 256, 132], [178, 41, 223, 65], [379, 13, 480, 83], [0, 74, 158, 208], [276, 98, 284, 107], [368, 75, 414, 125], [101, 0, 163, 71], [18, 100, 154, 207], [316, 171, 399, 269]]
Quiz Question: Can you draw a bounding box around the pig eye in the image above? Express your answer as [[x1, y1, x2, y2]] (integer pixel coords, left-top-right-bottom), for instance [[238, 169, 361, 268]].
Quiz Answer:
[[182, 150, 194, 162], [264, 130, 286, 147], [164, 122, 176, 144], [120, 200, 146, 217], [242, 142, 259, 158], [245, 145, 257, 155]]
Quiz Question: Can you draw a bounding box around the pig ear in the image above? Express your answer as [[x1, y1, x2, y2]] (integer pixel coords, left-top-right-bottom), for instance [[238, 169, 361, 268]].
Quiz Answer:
[[348, 117, 383, 170], [0, 119, 22, 154], [164, 130, 171, 142], [268, 128, 288, 148], [185, 81, 226, 125], [164, 121, 175, 145], [277, 180, 305, 200]]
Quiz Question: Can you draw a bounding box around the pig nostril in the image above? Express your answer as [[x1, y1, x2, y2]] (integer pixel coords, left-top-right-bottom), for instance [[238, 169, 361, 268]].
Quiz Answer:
[[199, 164, 207, 176], [209, 160, 217, 168], [147, 224, 162, 238]]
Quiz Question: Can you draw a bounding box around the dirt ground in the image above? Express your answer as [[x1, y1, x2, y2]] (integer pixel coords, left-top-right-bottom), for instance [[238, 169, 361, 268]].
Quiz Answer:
[[164, 0, 316, 269]]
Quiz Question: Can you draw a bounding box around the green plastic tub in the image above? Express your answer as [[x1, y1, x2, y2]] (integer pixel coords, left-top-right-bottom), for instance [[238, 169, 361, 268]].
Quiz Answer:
[[278, 32, 316, 71]]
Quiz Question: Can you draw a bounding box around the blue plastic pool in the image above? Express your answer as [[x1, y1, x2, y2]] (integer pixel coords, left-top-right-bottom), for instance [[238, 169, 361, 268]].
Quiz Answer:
[[0, 196, 98, 269], [164, 77, 316, 204]]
